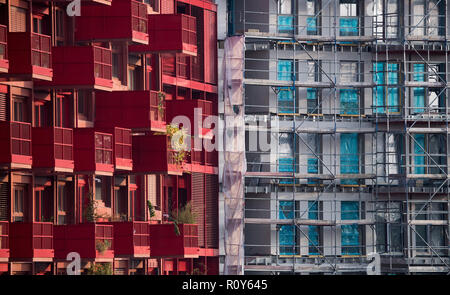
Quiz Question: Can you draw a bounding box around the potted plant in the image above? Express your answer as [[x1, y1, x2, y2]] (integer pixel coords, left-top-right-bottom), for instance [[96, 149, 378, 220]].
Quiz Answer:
[[157, 91, 165, 118], [170, 201, 197, 236], [166, 124, 190, 166]]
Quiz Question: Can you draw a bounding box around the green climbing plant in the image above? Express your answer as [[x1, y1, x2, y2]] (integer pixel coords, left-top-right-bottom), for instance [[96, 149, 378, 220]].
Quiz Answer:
[[170, 201, 197, 236], [147, 200, 156, 220], [86, 263, 112, 275], [95, 239, 111, 254]]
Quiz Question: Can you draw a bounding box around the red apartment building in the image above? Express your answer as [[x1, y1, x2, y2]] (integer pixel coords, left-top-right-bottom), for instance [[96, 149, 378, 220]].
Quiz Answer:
[[0, 0, 218, 275]]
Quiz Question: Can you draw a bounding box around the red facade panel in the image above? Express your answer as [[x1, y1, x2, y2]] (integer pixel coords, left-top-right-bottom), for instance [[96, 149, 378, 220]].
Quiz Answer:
[[0, 24, 9, 73], [10, 222, 54, 259], [37, 46, 113, 91], [7, 32, 52, 81], [96, 90, 166, 132], [109, 221, 150, 257], [75, 0, 148, 44], [129, 14, 197, 56], [149, 223, 199, 258], [0, 121, 32, 168], [54, 223, 114, 259], [32, 127, 74, 172]]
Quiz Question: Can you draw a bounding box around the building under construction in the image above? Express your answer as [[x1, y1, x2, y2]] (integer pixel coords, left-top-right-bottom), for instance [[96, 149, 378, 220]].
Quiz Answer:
[[219, 0, 450, 275]]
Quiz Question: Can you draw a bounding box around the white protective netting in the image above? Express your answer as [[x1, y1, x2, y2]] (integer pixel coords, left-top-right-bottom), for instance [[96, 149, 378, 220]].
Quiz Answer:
[[222, 35, 246, 275]]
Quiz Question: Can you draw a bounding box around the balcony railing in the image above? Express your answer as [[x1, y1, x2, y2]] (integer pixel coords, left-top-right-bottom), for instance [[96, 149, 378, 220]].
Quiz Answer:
[[31, 33, 51, 69], [54, 127, 73, 161], [11, 121, 32, 157], [149, 223, 199, 258], [114, 127, 132, 170], [131, 0, 148, 34], [149, 90, 165, 124], [10, 222, 54, 259], [0, 221, 8, 258], [54, 223, 113, 259], [93, 46, 112, 80]]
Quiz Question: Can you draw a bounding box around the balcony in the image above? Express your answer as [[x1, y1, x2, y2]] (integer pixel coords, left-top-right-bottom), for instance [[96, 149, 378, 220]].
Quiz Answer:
[[132, 134, 184, 175], [37, 46, 112, 91], [130, 14, 197, 56], [8, 32, 52, 81], [0, 25, 8, 73], [109, 221, 149, 257], [149, 223, 199, 258], [9, 222, 54, 260], [32, 127, 74, 172], [96, 90, 166, 132], [74, 129, 114, 175], [113, 127, 132, 171], [0, 221, 9, 260], [75, 0, 148, 44], [54, 223, 114, 260], [0, 121, 32, 168]]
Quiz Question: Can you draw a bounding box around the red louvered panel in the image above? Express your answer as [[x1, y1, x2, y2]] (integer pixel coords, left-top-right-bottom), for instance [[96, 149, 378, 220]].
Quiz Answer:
[[204, 10, 217, 85], [0, 93, 7, 122], [205, 174, 218, 249], [191, 172, 204, 248]]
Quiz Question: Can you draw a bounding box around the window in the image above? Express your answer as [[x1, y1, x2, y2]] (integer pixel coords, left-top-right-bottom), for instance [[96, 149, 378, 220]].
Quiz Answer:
[[307, 88, 320, 114], [411, 133, 446, 175], [339, 0, 359, 36], [372, 0, 398, 39], [10, 6, 27, 33], [376, 202, 403, 254], [306, 134, 321, 184], [13, 185, 26, 222], [411, 63, 445, 114], [340, 133, 359, 185], [308, 201, 322, 255], [78, 90, 93, 121], [411, 202, 448, 256], [373, 62, 401, 114], [306, 0, 321, 35], [55, 8, 65, 46], [279, 201, 299, 255], [341, 201, 363, 255], [112, 45, 125, 82], [13, 96, 27, 122], [278, 0, 294, 33], [339, 61, 360, 115], [95, 176, 112, 207]]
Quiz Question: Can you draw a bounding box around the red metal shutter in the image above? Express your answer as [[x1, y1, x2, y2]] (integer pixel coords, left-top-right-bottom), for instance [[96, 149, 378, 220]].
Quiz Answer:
[[160, 0, 174, 14], [0, 181, 9, 221], [191, 172, 204, 248], [205, 174, 218, 249], [0, 93, 7, 121]]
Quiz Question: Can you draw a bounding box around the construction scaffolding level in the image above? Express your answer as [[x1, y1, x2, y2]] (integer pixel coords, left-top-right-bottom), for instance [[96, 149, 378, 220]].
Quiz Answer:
[[221, 0, 450, 274]]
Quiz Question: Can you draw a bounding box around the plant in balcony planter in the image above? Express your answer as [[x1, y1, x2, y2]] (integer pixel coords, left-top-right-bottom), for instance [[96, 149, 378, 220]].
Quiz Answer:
[[83, 196, 96, 223], [170, 201, 197, 236], [96, 239, 111, 254], [86, 263, 112, 275], [166, 124, 190, 166], [147, 200, 156, 220], [157, 91, 165, 117]]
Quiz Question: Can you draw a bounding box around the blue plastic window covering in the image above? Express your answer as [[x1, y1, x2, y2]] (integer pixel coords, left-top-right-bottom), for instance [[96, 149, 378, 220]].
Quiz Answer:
[[373, 62, 385, 114], [278, 87, 294, 113], [340, 133, 359, 185], [339, 18, 358, 36], [278, 15, 294, 32], [413, 64, 425, 113], [307, 17, 317, 35], [307, 88, 317, 113], [414, 134, 425, 174], [340, 89, 358, 115], [307, 158, 319, 174], [279, 201, 295, 255], [279, 157, 294, 172], [341, 201, 360, 255], [308, 201, 320, 255], [278, 60, 295, 113]]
